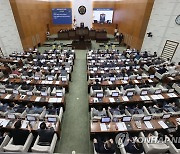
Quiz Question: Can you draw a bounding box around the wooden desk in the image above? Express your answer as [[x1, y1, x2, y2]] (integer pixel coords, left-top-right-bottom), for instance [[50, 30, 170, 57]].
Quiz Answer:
[[88, 78, 158, 92], [162, 75, 180, 84], [90, 116, 179, 134], [89, 93, 180, 108], [0, 78, 69, 92], [0, 118, 61, 137], [0, 66, 11, 74], [9, 53, 33, 60], [0, 93, 66, 109], [0, 58, 23, 67]]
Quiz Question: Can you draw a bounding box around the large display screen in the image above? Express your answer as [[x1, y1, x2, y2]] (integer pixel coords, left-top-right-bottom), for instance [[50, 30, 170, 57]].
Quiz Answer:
[[93, 8, 113, 23], [52, 8, 72, 24]]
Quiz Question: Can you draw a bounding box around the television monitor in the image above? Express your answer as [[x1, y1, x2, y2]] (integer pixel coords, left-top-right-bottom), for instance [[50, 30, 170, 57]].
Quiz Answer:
[[56, 92, 63, 97], [48, 117, 57, 122], [137, 76, 142, 80], [150, 75, 155, 79], [110, 77, 116, 82], [101, 117, 111, 123], [96, 92, 104, 98], [168, 89, 174, 93], [62, 77, 67, 82], [27, 91, 33, 96], [8, 114, 16, 119], [93, 8, 113, 23], [13, 90, 19, 94], [41, 91, 47, 96], [126, 91, 134, 97], [34, 76, 40, 80], [163, 114, 171, 119], [154, 89, 162, 94], [27, 115, 36, 121], [141, 90, 148, 96], [112, 92, 119, 97], [143, 115, 152, 121], [122, 116, 132, 122]]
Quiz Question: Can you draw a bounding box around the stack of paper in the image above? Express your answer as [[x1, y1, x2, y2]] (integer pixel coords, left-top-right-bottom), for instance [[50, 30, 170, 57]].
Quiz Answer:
[[167, 93, 178, 98], [56, 81, 60, 84], [48, 98, 57, 103], [35, 97, 41, 102], [144, 121, 153, 129], [122, 96, 129, 101], [21, 120, 29, 128], [157, 94, 164, 99], [56, 98, 62, 103], [100, 123, 107, 131], [150, 95, 160, 100], [109, 97, 115, 103], [116, 122, 127, 131], [140, 96, 146, 101], [158, 121, 168, 129], [108, 81, 112, 85]]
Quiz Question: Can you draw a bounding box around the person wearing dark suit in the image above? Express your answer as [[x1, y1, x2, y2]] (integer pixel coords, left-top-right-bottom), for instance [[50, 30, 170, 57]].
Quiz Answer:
[[9, 120, 30, 145], [37, 122, 55, 146], [138, 80, 150, 88], [119, 33, 124, 45], [92, 79, 101, 90], [157, 64, 168, 74], [123, 81, 135, 90], [94, 138, 115, 154], [100, 13, 106, 23]]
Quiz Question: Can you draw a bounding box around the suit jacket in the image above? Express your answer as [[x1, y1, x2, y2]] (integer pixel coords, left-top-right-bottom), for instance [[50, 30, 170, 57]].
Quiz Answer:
[[9, 128, 30, 145], [94, 141, 115, 154]]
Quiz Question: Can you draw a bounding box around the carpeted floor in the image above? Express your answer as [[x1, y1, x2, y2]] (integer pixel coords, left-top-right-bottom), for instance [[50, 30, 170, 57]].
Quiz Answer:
[[55, 50, 92, 153]]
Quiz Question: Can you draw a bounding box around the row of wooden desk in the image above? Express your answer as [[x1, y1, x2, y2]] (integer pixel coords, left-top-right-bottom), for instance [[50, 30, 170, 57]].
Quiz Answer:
[[0, 58, 23, 67], [91, 116, 179, 134], [89, 92, 179, 108]]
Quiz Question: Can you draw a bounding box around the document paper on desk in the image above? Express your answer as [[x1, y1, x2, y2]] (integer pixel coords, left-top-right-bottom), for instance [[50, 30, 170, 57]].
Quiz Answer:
[[35, 97, 41, 102], [157, 94, 164, 99], [3, 78, 8, 82], [134, 80, 139, 84], [150, 95, 160, 100], [144, 121, 153, 129], [0, 119, 10, 127], [4, 94, 11, 99], [148, 79, 153, 83], [109, 97, 115, 103], [56, 98, 62, 103], [100, 123, 107, 131], [158, 121, 168, 129], [49, 98, 57, 103], [108, 81, 112, 85], [140, 96, 146, 101], [56, 81, 60, 84], [122, 96, 129, 101], [116, 122, 127, 131], [167, 93, 178, 98], [122, 80, 128, 84]]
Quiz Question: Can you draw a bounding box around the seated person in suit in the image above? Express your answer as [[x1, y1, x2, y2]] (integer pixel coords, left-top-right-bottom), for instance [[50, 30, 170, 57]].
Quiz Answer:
[[22, 68, 28, 76], [126, 66, 134, 76], [126, 104, 144, 115], [13, 103, 26, 113], [26, 103, 43, 114], [27, 70, 33, 77], [152, 52, 157, 57], [6, 102, 16, 114], [175, 62, 180, 72], [167, 63, 176, 74], [92, 106, 107, 118], [94, 138, 115, 154], [157, 64, 168, 74], [9, 120, 30, 145], [142, 51, 148, 58], [163, 102, 180, 112], [60, 67, 67, 77], [154, 57, 162, 65], [21, 83, 34, 91], [123, 81, 135, 90], [109, 105, 125, 116], [148, 104, 163, 114], [37, 122, 55, 146], [138, 80, 150, 88], [135, 52, 141, 60], [11, 68, 21, 76], [35, 68, 42, 77], [46, 105, 58, 115], [92, 79, 101, 90], [124, 135, 144, 153]]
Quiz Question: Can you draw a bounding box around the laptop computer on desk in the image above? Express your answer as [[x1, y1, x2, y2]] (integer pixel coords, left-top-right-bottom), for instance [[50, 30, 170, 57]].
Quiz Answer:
[[122, 116, 132, 130], [163, 114, 175, 128], [96, 92, 104, 102]]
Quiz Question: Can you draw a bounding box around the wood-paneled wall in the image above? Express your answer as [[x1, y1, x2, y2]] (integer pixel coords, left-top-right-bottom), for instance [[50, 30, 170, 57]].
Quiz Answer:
[[10, 0, 50, 50], [114, 0, 154, 50], [49, 1, 72, 34]]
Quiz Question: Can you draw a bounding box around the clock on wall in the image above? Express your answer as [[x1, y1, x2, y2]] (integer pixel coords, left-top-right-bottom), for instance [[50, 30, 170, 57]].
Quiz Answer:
[[78, 6, 86, 15], [175, 15, 180, 25]]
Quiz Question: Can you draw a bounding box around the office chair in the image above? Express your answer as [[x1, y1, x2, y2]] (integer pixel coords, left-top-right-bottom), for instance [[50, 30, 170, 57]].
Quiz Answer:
[[0, 135, 11, 152], [34, 86, 51, 96], [155, 71, 169, 80], [144, 64, 155, 72], [31, 133, 57, 153], [90, 108, 106, 120], [3, 133, 33, 152], [166, 135, 180, 154], [139, 131, 169, 154], [105, 87, 122, 97], [135, 85, 150, 95], [107, 107, 126, 119], [90, 86, 103, 97], [172, 83, 180, 94]]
